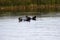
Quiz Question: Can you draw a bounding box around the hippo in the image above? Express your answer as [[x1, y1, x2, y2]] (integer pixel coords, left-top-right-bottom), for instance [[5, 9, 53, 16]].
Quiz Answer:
[[18, 16, 36, 22]]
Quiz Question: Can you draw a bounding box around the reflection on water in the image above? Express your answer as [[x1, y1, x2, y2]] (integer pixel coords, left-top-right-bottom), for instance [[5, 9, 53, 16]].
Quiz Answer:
[[0, 16, 60, 40]]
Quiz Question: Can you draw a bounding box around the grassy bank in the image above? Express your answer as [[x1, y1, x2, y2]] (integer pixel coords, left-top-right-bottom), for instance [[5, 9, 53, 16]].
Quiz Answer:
[[0, 4, 60, 12], [0, 0, 60, 16]]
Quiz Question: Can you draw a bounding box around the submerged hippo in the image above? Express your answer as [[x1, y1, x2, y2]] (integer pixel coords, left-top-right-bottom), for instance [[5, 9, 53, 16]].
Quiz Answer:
[[18, 16, 36, 22]]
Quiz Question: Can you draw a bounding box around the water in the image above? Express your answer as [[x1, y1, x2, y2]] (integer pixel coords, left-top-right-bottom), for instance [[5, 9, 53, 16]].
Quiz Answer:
[[0, 16, 60, 40]]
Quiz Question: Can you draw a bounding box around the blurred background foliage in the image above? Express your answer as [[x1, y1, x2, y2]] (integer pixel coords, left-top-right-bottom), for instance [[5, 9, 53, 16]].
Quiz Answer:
[[0, 0, 60, 16]]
